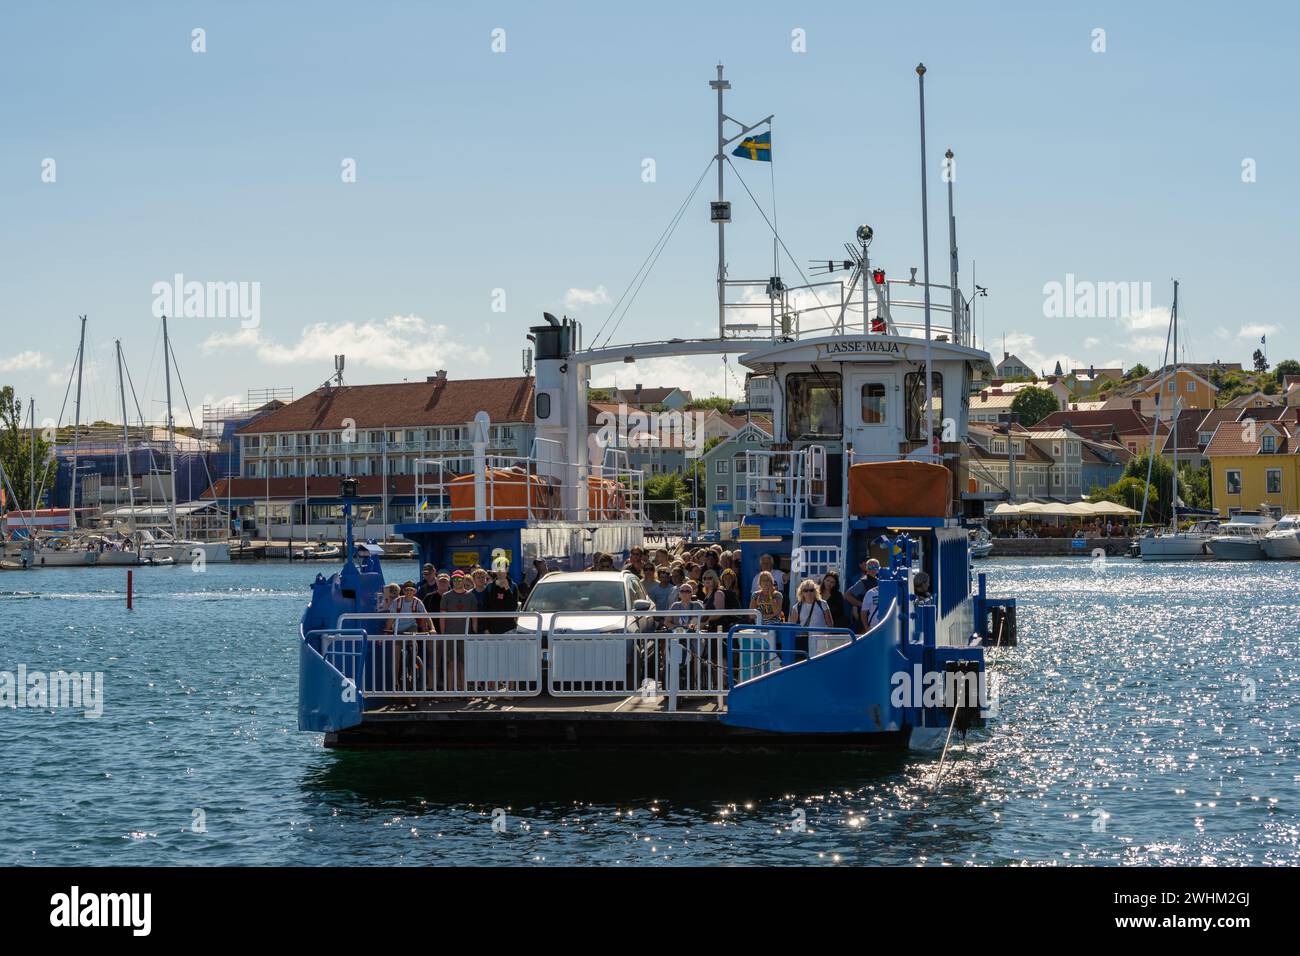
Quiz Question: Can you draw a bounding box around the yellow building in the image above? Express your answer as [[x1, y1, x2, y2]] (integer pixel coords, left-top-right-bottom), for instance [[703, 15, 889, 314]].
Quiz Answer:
[[1205, 416, 1300, 516], [1107, 368, 1218, 422]]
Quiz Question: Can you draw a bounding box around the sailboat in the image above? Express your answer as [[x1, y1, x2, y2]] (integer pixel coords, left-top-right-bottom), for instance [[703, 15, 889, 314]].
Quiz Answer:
[[135, 316, 230, 564], [1139, 281, 1216, 560]]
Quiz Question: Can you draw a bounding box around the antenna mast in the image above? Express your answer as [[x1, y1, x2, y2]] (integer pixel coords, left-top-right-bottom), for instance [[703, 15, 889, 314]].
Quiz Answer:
[[710, 64, 731, 340]]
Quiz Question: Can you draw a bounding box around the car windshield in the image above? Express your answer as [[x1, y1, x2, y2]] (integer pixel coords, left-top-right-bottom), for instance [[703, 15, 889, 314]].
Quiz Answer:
[[523, 580, 625, 612]]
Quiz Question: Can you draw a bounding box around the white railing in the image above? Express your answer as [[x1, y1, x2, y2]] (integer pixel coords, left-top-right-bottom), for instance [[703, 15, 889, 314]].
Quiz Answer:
[[790, 545, 842, 584], [722, 275, 971, 347], [321, 630, 366, 684], [335, 611, 546, 698], [743, 446, 826, 518], [547, 632, 727, 704], [547, 609, 760, 708]]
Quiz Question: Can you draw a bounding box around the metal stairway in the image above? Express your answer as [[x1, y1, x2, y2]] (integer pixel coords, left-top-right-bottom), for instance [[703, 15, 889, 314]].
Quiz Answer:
[[789, 446, 844, 602]]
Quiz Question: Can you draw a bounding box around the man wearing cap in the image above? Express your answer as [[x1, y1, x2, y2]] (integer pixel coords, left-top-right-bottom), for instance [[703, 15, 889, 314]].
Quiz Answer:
[[844, 557, 881, 628], [416, 563, 441, 614], [440, 570, 477, 630]]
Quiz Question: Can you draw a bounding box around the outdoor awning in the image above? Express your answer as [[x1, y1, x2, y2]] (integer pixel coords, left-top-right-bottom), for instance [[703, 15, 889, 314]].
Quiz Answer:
[[990, 500, 1139, 518]]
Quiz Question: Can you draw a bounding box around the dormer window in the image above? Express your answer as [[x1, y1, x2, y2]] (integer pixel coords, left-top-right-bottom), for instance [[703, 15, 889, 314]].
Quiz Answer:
[[1262, 434, 1276, 453]]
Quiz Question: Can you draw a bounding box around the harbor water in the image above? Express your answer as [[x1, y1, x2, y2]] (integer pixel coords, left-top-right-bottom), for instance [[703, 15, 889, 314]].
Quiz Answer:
[[2, 558, 1297, 866]]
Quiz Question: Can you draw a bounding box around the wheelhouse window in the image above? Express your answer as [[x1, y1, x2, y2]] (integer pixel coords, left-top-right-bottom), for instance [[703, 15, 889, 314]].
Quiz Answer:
[[785, 372, 842, 442], [860, 382, 887, 425], [903, 371, 943, 441]]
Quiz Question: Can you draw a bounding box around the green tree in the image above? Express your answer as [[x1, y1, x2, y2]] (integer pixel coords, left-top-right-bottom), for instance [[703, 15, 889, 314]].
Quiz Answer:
[[684, 396, 736, 414], [644, 472, 690, 521], [1124, 364, 1149, 381], [1179, 463, 1211, 512], [1116, 450, 1178, 523], [1215, 372, 1253, 405], [1090, 476, 1160, 519], [1253, 349, 1269, 374], [1009, 385, 1059, 427], [0, 386, 56, 511], [1273, 358, 1300, 379], [1123, 450, 1173, 499]]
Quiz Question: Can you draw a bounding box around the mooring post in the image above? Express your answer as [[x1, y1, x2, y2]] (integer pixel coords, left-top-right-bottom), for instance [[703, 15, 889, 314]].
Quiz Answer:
[[126, 569, 133, 610]]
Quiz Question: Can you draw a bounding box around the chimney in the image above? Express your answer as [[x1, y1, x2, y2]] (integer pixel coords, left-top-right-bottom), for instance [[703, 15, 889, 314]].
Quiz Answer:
[[991, 378, 1004, 387], [992, 388, 1002, 396], [980, 392, 987, 403], [1131, 399, 1141, 412], [432, 370, 448, 386]]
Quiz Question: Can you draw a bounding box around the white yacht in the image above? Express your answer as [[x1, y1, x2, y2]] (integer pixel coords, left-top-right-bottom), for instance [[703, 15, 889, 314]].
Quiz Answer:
[[1207, 513, 1277, 561], [1262, 515, 1300, 560], [1139, 519, 1220, 561]]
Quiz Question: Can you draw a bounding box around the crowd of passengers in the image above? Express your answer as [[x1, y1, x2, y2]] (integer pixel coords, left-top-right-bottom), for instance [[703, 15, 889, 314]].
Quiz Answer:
[[376, 543, 931, 636]]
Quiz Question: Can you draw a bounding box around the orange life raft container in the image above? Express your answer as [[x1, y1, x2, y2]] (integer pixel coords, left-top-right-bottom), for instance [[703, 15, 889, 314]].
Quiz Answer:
[[847, 460, 952, 518], [447, 469, 557, 521]]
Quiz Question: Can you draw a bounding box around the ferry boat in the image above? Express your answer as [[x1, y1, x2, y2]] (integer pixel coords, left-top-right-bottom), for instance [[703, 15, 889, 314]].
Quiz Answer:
[[297, 64, 1018, 751]]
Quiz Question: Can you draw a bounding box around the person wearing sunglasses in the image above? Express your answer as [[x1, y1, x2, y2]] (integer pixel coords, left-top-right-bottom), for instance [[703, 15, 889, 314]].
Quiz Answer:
[[667, 581, 704, 632]]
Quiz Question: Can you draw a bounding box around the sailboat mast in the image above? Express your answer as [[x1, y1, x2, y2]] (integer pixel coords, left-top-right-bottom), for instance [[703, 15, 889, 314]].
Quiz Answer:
[[29, 397, 36, 513], [1170, 280, 1179, 529], [162, 315, 179, 539], [70, 316, 86, 530], [116, 340, 136, 531]]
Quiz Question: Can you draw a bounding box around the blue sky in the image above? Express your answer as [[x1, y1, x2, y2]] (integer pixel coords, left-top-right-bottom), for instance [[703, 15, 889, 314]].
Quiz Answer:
[[2, 1, 1297, 426]]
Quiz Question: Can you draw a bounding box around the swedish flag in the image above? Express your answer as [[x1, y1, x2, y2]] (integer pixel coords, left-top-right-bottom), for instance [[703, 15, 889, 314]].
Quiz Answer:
[[732, 131, 772, 162]]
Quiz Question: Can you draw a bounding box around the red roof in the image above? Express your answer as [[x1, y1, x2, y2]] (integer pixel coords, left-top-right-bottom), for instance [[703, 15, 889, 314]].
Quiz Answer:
[[235, 378, 534, 434], [1039, 408, 1159, 438]]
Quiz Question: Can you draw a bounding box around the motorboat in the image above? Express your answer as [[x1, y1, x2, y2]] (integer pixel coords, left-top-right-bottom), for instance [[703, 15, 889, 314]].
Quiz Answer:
[[301, 543, 342, 561], [1207, 513, 1277, 561], [1262, 514, 1300, 559], [969, 525, 994, 558], [1139, 519, 1220, 561]]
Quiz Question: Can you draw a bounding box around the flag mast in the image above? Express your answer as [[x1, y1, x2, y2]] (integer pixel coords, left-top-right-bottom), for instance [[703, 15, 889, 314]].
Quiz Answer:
[[711, 63, 730, 340]]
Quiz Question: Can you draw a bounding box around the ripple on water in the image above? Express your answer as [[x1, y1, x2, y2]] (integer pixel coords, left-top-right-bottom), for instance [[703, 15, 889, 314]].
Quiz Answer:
[[0, 559, 1297, 865]]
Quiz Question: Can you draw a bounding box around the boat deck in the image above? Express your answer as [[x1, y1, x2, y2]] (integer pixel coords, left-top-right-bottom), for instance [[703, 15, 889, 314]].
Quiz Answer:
[[366, 693, 722, 718], [328, 693, 909, 751]]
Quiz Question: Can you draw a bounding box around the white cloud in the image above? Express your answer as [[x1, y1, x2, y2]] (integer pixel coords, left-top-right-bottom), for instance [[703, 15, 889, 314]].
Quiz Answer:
[[201, 314, 489, 373], [1237, 323, 1279, 340], [563, 285, 611, 310], [591, 355, 737, 400], [0, 350, 50, 372], [1082, 337, 1100, 349], [1118, 306, 1170, 332]]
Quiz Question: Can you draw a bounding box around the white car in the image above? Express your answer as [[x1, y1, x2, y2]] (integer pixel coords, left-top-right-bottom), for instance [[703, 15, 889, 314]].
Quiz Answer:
[[516, 570, 656, 634]]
